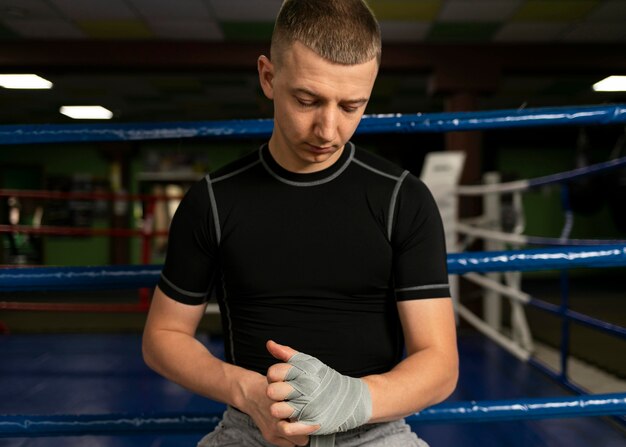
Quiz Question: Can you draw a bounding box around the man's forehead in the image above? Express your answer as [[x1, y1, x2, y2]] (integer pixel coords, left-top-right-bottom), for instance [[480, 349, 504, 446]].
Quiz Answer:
[[278, 44, 377, 96]]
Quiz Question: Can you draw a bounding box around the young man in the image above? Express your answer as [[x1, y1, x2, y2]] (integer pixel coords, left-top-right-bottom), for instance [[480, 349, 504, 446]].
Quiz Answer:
[[142, 1, 458, 446]]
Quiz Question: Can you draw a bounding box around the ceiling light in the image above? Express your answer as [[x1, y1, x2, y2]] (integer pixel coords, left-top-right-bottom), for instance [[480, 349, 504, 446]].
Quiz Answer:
[[0, 74, 53, 89], [592, 76, 626, 92], [60, 106, 113, 120]]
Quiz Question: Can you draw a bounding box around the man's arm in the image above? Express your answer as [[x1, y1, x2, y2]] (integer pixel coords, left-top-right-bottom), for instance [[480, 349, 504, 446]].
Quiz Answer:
[[266, 297, 458, 434], [363, 297, 458, 422], [142, 286, 314, 447]]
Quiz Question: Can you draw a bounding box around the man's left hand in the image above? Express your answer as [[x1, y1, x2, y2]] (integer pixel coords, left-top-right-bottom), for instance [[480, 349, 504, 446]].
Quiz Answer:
[[265, 340, 372, 436]]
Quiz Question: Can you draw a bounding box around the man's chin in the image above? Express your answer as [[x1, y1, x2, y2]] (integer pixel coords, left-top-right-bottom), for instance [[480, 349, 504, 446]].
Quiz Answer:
[[299, 150, 343, 171]]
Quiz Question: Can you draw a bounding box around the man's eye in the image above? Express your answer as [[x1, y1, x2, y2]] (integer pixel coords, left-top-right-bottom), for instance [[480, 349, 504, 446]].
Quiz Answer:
[[342, 106, 358, 114], [296, 98, 315, 107]]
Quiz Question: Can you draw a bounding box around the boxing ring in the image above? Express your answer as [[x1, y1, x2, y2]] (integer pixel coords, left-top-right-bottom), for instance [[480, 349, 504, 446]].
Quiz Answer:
[[1, 104, 625, 446]]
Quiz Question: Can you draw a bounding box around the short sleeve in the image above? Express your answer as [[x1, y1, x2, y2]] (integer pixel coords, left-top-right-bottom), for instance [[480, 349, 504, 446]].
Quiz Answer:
[[391, 174, 450, 301], [157, 177, 220, 305]]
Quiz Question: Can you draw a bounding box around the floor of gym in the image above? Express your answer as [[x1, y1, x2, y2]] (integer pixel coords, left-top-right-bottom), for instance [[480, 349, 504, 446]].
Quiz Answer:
[[1, 327, 624, 447]]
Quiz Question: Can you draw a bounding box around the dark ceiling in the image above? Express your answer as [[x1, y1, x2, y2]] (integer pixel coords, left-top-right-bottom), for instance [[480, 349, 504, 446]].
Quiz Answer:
[[1, 0, 626, 124]]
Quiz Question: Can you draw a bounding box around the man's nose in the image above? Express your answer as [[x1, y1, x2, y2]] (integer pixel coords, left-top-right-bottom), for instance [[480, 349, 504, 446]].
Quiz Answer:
[[313, 106, 337, 143]]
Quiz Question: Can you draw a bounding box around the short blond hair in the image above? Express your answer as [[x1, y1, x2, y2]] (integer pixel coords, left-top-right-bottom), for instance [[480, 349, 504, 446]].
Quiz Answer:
[[271, 0, 381, 67]]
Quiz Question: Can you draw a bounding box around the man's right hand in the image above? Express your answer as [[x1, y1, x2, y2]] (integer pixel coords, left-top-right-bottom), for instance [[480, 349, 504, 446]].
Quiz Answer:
[[238, 372, 313, 447], [143, 289, 310, 446]]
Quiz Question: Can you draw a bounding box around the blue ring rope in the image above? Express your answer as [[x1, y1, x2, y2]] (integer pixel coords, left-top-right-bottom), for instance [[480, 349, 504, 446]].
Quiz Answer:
[[457, 155, 626, 196], [0, 104, 624, 145], [0, 393, 624, 437], [527, 156, 626, 188], [1, 245, 624, 292], [446, 244, 626, 275], [0, 413, 221, 437], [0, 265, 162, 292], [408, 393, 626, 424]]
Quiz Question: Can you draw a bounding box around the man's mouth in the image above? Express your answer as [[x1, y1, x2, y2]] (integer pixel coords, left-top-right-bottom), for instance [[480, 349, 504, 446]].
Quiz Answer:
[[307, 144, 334, 153]]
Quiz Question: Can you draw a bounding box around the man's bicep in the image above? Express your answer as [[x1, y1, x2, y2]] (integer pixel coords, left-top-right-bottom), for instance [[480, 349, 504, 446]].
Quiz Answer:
[[145, 286, 208, 337], [397, 298, 457, 355]]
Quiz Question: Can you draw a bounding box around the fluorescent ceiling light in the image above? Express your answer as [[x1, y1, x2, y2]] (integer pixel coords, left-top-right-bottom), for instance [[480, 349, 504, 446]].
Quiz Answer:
[[60, 106, 113, 120], [592, 76, 626, 92], [0, 74, 53, 89]]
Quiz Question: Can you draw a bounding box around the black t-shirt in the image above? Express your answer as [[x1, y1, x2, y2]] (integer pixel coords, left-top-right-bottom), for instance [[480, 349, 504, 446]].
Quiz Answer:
[[159, 142, 450, 377]]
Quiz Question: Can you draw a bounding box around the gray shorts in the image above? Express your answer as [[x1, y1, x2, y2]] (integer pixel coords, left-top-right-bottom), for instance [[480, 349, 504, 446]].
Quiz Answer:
[[197, 406, 429, 447]]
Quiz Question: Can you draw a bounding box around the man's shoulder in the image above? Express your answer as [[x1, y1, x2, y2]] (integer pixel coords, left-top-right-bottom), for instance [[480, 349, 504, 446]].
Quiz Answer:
[[352, 145, 408, 181], [208, 147, 261, 183]]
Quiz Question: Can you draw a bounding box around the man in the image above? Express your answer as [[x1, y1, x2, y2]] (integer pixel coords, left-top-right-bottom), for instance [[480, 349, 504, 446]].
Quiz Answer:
[[142, 1, 458, 446]]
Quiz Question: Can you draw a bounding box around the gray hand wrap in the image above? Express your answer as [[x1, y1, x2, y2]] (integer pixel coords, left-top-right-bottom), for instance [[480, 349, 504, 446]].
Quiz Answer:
[[284, 352, 372, 435]]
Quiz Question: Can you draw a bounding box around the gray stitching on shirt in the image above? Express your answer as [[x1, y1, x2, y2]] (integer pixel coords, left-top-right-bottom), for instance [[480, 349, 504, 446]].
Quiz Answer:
[[205, 174, 222, 245], [395, 284, 449, 292], [160, 273, 208, 298], [353, 158, 402, 181], [387, 170, 409, 240], [203, 176, 236, 363], [218, 273, 237, 365], [260, 142, 355, 187], [212, 159, 261, 184], [205, 157, 261, 365]]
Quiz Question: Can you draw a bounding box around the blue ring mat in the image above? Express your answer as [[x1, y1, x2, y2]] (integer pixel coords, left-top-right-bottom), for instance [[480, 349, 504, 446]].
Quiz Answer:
[[0, 329, 624, 447]]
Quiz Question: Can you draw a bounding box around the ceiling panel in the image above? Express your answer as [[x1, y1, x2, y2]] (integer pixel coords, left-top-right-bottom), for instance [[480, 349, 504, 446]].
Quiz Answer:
[[379, 21, 431, 42], [563, 22, 626, 42], [77, 20, 154, 39], [50, 0, 136, 20], [208, 0, 282, 22], [427, 22, 501, 42], [368, 0, 442, 21], [439, 1, 522, 22], [221, 22, 274, 41], [147, 19, 222, 40], [0, 21, 17, 38], [3, 17, 83, 38], [129, 0, 212, 20], [587, 0, 626, 21], [494, 22, 570, 42], [511, 0, 600, 22], [0, 0, 61, 19]]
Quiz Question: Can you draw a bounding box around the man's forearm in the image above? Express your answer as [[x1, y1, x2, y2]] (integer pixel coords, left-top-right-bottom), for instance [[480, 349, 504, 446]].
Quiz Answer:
[[362, 345, 458, 423], [142, 328, 263, 411]]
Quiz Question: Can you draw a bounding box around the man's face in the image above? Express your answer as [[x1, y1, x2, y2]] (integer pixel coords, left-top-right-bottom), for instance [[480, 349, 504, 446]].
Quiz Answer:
[[258, 42, 378, 173]]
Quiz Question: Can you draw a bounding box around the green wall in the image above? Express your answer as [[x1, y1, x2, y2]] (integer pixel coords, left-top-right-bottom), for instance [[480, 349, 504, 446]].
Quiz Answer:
[[1, 143, 109, 266], [496, 146, 621, 240], [1, 140, 253, 266]]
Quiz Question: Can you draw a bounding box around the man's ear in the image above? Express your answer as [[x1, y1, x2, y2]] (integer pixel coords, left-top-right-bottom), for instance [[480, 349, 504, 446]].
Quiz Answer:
[[258, 55, 275, 100]]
